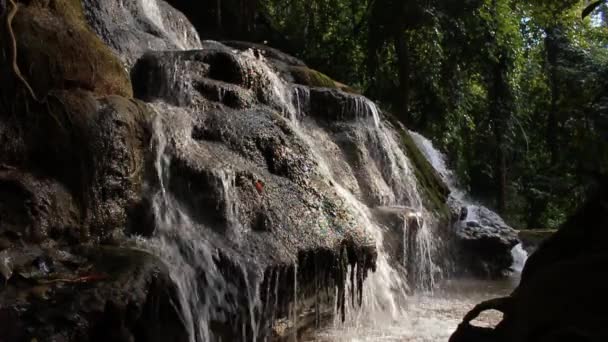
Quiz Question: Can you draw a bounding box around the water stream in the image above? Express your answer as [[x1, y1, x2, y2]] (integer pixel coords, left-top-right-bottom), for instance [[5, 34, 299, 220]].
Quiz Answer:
[[309, 276, 518, 341], [136, 45, 525, 341]]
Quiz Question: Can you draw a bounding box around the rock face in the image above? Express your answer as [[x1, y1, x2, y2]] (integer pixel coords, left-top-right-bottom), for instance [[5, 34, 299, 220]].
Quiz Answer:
[[450, 181, 608, 342], [82, 0, 202, 67], [0, 1, 167, 341], [1, 0, 453, 340], [0, 247, 188, 342]]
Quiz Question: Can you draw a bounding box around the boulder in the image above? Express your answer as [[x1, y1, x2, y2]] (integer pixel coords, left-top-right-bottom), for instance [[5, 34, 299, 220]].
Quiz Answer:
[[453, 205, 520, 277], [1, 0, 151, 243]]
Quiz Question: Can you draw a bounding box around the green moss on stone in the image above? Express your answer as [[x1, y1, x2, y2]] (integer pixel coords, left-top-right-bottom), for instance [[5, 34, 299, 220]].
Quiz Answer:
[[288, 66, 359, 93], [8, 0, 132, 99], [386, 115, 451, 219]]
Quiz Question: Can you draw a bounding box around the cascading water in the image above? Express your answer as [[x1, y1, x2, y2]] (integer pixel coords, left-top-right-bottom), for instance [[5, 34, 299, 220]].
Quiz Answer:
[[140, 104, 266, 342], [408, 130, 528, 272], [234, 48, 298, 119], [408, 130, 465, 200], [139, 0, 202, 50], [283, 88, 443, 332], [137, 41, 451, 341], [510, 243, 528, 273]]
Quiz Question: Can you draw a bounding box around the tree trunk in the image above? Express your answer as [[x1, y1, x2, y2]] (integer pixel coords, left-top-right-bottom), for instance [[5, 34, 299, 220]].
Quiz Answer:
[[487, 0, 511, 214], [394, 32, 411, 124], [489, 56, 512, 214], [545, 26, 559, 166]]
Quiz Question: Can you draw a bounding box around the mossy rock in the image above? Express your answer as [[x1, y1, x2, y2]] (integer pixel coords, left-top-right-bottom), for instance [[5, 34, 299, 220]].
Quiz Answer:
[[8, 0, 132, 99], [386, 115, 450, 219], [288, 66, 358, 94]]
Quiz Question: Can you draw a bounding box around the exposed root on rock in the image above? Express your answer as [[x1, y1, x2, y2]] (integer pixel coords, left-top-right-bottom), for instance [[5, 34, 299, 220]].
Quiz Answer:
[[6, 0, 41, 103]]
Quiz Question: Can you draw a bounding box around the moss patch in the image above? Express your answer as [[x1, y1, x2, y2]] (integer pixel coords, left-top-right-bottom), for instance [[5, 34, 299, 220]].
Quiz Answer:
[[288, 66, 359, 94], [386, 114, 451, 219], [9, 0, 132, 99]]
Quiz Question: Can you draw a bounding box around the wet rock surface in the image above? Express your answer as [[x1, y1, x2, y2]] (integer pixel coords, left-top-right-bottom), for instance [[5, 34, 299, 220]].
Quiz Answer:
[[0, 1, 164, 340], [453, 205, 520, 277], [82, 0, 202, 67], [1, 0, 454, 340], [408, 130, 521, 278]]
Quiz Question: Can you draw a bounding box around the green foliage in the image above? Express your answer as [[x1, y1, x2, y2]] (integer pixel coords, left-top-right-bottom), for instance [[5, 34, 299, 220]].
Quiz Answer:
[[259, 0, 608, 229]]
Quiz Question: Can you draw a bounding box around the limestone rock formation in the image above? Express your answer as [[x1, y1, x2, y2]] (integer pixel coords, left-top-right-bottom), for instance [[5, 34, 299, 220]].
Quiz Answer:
[[0, 0, 495, 340]]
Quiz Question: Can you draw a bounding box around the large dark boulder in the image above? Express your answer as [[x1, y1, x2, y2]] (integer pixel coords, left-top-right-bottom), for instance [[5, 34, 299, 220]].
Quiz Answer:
[[0, 91, 151, 243], [0, 2, 173, 339], [1, 0, 151, 243], [453, 205, 520, 277]]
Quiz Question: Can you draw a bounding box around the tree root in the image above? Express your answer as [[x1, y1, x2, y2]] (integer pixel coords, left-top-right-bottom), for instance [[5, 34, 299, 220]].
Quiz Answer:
[[6, 0, 41, 102], [463, 296, 512, 324]]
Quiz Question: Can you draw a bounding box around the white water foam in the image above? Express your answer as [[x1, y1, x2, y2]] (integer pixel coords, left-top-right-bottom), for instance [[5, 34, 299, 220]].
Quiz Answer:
[[510, 243, 528, 273]]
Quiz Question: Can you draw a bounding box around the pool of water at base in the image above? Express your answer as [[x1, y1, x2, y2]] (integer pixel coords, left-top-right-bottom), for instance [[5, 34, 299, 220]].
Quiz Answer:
[[306, 277, 519, 342]]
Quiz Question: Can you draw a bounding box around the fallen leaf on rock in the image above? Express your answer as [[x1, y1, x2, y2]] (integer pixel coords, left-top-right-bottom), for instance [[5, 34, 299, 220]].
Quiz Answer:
[[255, 180, 264, 194]]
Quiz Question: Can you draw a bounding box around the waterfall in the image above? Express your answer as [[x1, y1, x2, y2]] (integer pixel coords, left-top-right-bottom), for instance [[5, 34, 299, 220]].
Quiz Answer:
[[510, 243, 528, 273], [234, 49, 297, 119], [134, 40, 448, 340], [292, 85, 311, 120], [409, 130, 465, 200], [140, 0, 166, 32], [345, 96, 380, 128], [140, 104, 266, 342], [409, 129, 527, 272], [283, 114, 441, 326]]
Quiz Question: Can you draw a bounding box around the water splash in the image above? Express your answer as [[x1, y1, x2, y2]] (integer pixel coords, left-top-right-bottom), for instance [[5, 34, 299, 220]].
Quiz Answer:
[[510, 243, 528, 273]]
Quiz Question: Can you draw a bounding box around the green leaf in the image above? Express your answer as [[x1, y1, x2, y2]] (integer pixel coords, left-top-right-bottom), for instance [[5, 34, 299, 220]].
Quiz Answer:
[[582, 0, 606, 19]]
